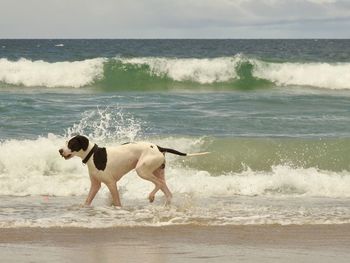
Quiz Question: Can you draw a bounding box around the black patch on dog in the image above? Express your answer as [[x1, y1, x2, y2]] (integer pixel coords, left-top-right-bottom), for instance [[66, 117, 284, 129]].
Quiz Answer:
[[68, 135, 89, 152], [93, 147, 107, 171]]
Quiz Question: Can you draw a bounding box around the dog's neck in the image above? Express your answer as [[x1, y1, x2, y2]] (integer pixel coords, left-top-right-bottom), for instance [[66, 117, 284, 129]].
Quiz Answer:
[[82, 143, 98, 164], [75, 142, 95, 160]]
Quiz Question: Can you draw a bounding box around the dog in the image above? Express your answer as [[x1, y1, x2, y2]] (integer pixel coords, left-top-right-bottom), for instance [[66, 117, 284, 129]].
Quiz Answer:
[[59, 135, 209, 207]]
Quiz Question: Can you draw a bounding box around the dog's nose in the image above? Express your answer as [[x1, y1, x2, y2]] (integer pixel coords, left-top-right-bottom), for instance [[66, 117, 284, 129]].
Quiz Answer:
[[59, 149, 63, 155]]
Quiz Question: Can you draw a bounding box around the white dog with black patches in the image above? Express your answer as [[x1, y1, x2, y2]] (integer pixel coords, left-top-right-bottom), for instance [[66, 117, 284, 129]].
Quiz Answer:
[[59, 135, 209, 207]]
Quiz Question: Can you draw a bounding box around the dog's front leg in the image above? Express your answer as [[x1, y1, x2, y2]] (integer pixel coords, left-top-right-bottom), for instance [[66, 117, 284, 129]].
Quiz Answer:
[[84, 176, 101, 206], [106, 182, 122, 207]]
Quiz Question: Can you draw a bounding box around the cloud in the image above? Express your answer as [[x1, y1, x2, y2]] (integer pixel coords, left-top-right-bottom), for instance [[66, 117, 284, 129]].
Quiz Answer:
[[307, 0, 337, 4], [0, 0, 349, 38]]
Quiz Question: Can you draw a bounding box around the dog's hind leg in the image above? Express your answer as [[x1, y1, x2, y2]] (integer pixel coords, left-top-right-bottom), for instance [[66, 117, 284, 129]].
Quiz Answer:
[[135, 152, 172, 205], [148, 166, 163, 203], [148, 163, 172, 203]]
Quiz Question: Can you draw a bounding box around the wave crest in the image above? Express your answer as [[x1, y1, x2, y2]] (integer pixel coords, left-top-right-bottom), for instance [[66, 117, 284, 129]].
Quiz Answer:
[[121, 56, 240, 84], [0, 58, 105, 88], [1, 56, 350, 90], [254, 60, 350, 90]]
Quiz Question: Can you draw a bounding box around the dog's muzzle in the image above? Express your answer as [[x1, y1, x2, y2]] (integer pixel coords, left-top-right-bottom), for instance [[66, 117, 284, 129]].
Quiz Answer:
[[59, 149, 72, 160]]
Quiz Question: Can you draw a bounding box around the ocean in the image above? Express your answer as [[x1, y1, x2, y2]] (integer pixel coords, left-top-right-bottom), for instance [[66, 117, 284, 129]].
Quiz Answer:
[[0, 39, 350, 227]]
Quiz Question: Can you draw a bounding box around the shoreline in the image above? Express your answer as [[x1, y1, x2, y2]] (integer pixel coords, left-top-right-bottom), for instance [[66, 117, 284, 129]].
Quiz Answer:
[[1, 224, 350, 246], [1, 224, 350, 262]]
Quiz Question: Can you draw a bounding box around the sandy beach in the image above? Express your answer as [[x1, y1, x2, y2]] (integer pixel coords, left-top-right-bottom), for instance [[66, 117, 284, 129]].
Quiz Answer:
[[1, 224, 350, 263]]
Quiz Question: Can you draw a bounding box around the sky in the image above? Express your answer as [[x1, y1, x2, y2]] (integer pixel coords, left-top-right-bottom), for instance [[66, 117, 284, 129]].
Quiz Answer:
[[0, 0, 350, 38]]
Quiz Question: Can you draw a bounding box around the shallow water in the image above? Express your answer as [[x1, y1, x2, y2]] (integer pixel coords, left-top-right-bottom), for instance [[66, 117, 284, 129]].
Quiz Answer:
[[1, 39, 350, 227], [1, 194, 350, 227]]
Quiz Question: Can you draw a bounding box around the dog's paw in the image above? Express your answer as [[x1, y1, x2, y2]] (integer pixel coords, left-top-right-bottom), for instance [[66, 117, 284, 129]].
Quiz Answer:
[[164, 198, 172, 207], [148, 194, 155, 203]]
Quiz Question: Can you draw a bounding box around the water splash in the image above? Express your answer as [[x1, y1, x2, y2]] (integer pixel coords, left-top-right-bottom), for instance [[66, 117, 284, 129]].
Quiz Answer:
[[65, 107, 144, 142]]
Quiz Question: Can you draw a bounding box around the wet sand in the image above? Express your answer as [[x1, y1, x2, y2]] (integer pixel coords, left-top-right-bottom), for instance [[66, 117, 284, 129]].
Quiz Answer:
[[1, 225, 350, 263]]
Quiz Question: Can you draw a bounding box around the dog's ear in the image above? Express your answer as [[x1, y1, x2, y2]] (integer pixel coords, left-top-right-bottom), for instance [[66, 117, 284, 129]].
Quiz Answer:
[[76, 135, 89, 151], [75, 135, 89, 151], [68, 135, 89, 152]]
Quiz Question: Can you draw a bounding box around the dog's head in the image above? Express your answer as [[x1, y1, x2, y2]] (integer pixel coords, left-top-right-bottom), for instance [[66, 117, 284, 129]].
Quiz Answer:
[[59, 135, 89, 160]]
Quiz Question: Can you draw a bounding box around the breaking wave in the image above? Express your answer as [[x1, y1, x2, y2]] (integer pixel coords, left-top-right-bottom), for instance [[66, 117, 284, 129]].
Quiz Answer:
[[0, 57, 105, 88], [1, 134, 350, 198], [1, 55, 350, 90], [0, 106, 350, 198], [0, 106, 349, 199]]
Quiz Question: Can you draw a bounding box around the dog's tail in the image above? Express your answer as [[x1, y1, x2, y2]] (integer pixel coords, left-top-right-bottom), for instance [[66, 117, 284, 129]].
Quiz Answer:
[[157, 146, 210, 157]]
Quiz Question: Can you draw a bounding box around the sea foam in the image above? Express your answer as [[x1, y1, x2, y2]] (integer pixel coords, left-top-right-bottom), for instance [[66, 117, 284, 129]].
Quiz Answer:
[[253, 60, 350, 90], [0, 58, 105, 88], [1, 56, 350, 90], [120, 56, 240, 84], [1, 134, 350, 198]]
